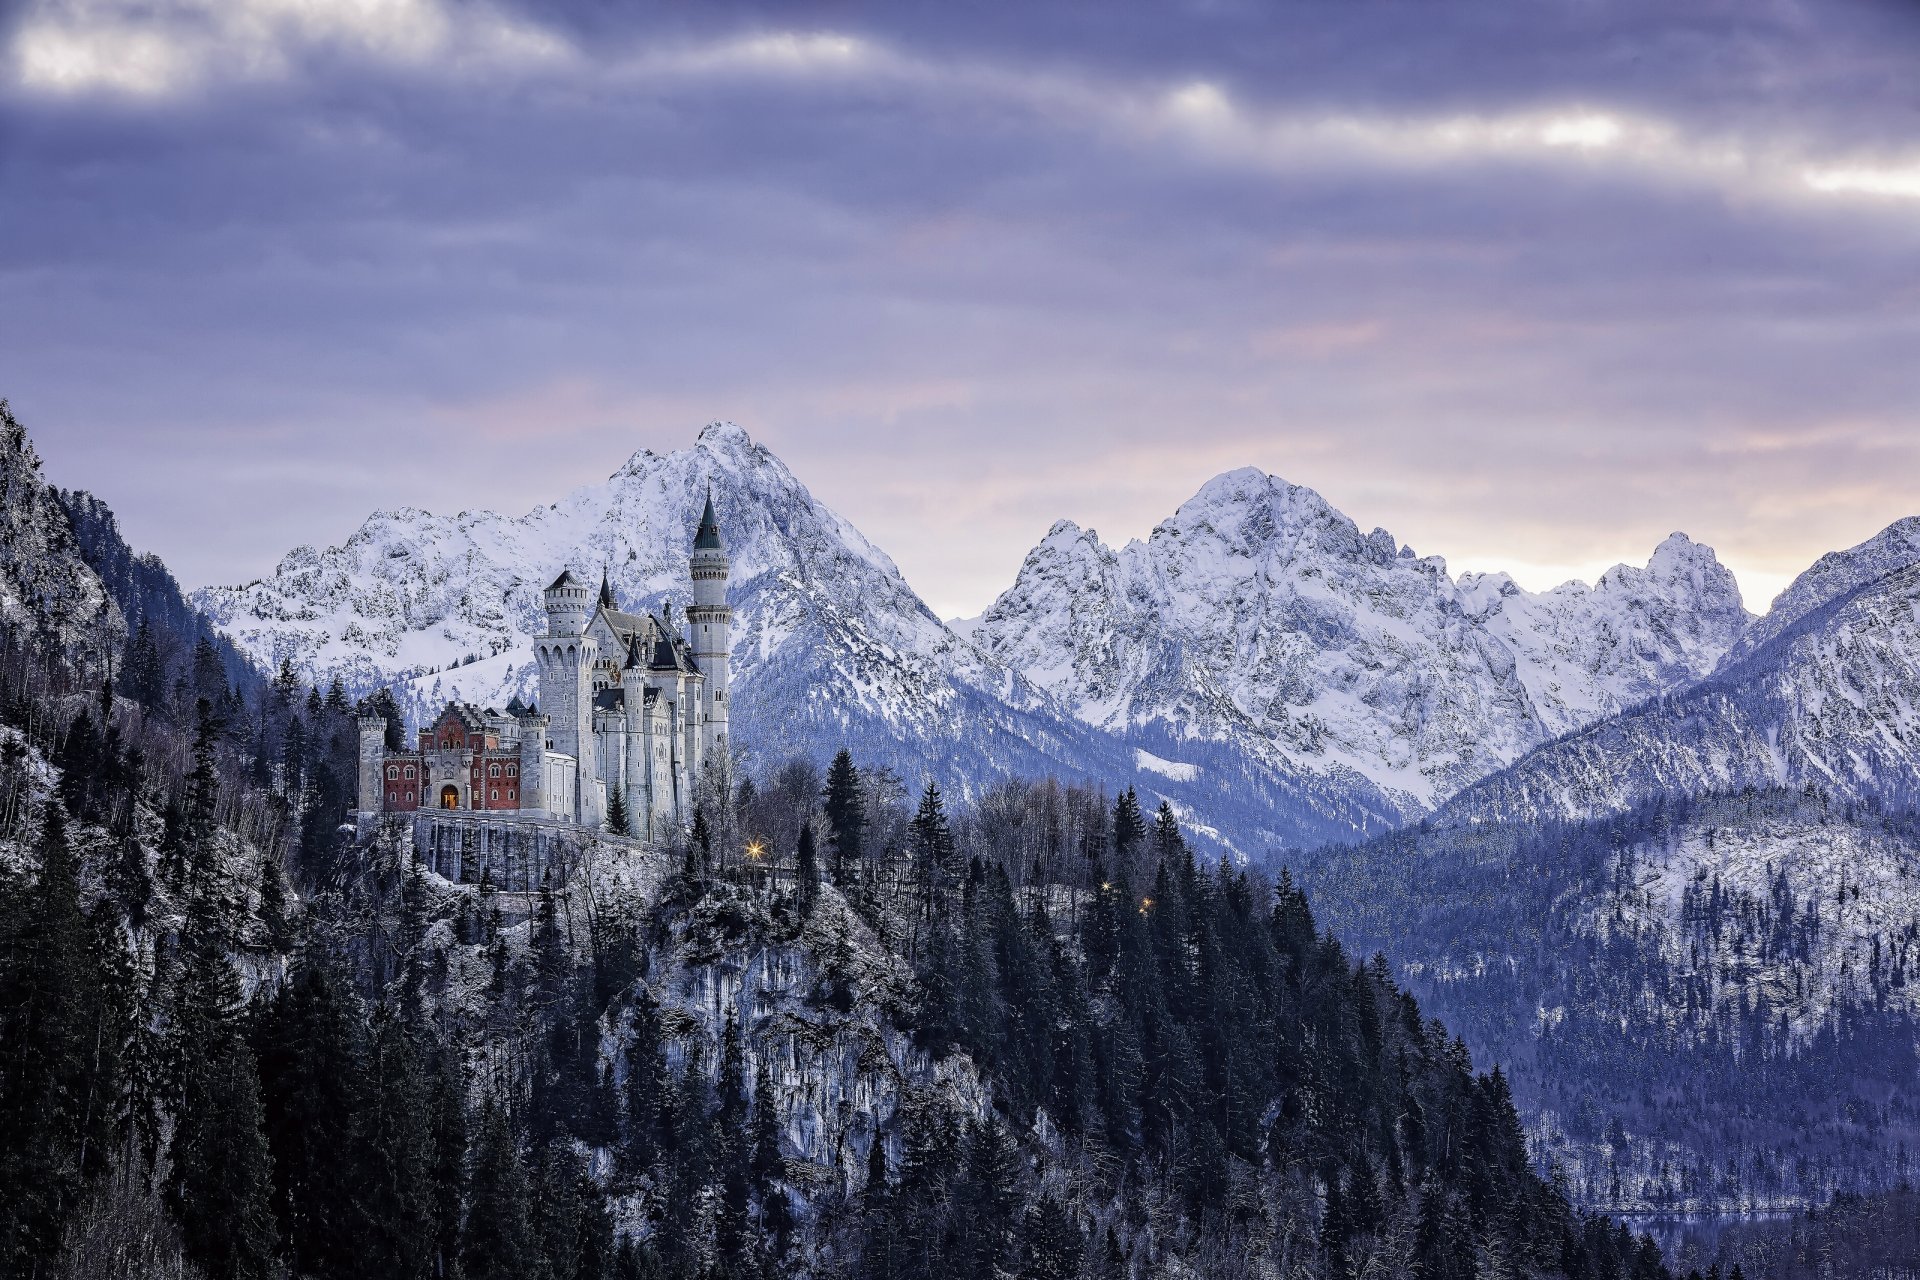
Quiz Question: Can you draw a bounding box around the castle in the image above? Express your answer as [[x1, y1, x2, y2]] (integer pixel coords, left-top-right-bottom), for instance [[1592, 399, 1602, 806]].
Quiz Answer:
[[356, 493, 731, 843]]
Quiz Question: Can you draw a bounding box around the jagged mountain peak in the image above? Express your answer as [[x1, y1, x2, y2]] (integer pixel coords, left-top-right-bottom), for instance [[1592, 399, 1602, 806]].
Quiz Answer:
[[195, 425, 1423, 851], [1595, 531, 1746, 609], [973, 467, 1752, 808], [1147, 467, 1377, 561]]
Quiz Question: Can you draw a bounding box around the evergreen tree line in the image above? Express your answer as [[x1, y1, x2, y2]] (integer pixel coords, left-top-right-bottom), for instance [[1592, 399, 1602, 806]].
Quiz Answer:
[[1300, 787, 1920, 1213], [0, 574, 1677, 1280]]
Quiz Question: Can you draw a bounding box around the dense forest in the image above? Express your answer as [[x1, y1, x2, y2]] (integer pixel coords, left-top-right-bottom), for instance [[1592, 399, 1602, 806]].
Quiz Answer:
[[0, 461, 1675, 1278], [1669, 1188, 1920, 1280], [1297, 791, 1920, 1214]]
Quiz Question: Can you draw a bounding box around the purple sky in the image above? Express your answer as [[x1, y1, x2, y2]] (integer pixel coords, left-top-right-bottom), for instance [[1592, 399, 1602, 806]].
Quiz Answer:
[[3, 0, 1917, 618]]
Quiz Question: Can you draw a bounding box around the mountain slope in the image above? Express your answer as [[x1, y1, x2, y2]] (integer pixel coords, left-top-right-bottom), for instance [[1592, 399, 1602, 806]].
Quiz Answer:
[[0, 402, 123, 668], [1298, 789, 1920, 1214], [1443, 524, 1920, 826], [969, 468, 1751, 812], [196, 424, 1407, 851]]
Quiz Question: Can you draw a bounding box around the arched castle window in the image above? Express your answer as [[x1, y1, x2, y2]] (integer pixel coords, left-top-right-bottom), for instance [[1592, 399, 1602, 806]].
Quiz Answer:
[[404, 765, 415, 778], [490, 763, 501, 777], [387, 766, 399, 780], [387, 791, 395, 804]]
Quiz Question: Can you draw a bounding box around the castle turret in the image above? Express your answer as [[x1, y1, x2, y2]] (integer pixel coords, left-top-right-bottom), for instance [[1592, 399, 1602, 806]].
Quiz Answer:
[[686, 490, 731, 769], [515, 700, 550, 817], [538, 568, 601, 825], [545, 568, 592, 638], [620, 634, 649, 838], [357, 710, 388, 816]]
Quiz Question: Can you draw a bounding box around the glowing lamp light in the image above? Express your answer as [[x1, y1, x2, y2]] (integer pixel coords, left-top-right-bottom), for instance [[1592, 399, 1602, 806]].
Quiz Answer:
[[744, 839, 767, 861]]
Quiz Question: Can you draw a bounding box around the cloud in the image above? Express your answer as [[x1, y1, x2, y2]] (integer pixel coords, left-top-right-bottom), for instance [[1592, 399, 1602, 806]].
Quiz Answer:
[[3, 0, 1916, 616], [8, 0, 571, 98]]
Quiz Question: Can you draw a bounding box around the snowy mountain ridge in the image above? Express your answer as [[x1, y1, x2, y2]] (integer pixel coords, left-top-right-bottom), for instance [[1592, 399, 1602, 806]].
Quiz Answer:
[[195, 424, 1413, 851], [197, 421, 1920, 849], [969, 467, 1753, 808], [1443, 539, 1920, 827]]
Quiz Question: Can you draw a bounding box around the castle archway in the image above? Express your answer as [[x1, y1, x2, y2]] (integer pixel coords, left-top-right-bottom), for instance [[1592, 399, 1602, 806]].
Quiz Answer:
[[440, 786, 460, 810]]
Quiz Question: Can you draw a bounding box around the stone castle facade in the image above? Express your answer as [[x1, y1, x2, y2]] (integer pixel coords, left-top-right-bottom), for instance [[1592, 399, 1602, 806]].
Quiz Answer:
[[356, 494, 732, 842]]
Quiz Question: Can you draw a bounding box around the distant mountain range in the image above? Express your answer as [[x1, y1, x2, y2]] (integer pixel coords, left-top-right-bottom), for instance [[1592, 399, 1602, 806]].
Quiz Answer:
[[22, 407, 1920, 1218], [199, 421, 1912, 852]]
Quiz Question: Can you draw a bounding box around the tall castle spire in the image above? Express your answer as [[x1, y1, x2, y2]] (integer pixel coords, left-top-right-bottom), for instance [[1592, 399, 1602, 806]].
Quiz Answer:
[[694, 487, 723, 551], [687, 485, 731, 771]]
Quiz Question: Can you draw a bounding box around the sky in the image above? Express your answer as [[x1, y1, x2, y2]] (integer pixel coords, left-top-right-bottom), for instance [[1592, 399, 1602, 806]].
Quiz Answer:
[[2, 0, 1917, 619]]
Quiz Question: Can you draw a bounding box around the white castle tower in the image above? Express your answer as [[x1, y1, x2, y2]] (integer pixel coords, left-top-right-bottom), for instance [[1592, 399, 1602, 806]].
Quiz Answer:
[[687, 488, 731, 764], [537, 568, 603, 826]]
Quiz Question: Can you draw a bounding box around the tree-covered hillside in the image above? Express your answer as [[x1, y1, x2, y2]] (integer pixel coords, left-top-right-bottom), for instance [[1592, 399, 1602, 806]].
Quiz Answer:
[[0, 619, 1670, 1278], [1298, 790, 1920, 1215]]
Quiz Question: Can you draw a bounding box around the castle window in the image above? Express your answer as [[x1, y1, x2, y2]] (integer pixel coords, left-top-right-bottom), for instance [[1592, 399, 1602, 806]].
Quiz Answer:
[[404, 765, 415, 778], [387, 766, 399, 780], [490, 789, 499, 801], [490, 763, 501, 777], [506, 764, 517, 777], [508, 789, 516, 800], [387, 791, 396, 804]]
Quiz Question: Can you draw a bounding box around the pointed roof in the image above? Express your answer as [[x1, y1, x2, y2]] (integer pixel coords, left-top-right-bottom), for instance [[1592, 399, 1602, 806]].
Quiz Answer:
[[651, 631, 682, 671], [504, 694, 527, 716], [694, 489, 724, 551], [625, 633, 646, 670], [598, 568, 616, 609], [546, 568, 580, 592]]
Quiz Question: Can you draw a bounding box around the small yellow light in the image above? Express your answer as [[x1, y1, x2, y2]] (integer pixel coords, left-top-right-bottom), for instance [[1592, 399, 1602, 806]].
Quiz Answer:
[[1141, 897, 1154, 909], [1101, 882, 1112, 891], [745, 839, 766, 861]]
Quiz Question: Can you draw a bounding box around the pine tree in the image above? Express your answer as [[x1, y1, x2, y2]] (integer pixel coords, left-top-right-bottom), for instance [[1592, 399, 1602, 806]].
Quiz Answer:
[[1111, 787, 1146, 870], [428, 1058, 469, 1280], [606, 785, 630, 836], [749, 1061, 792, 1251], [359, 1005, 435, 1280], [281, 713, 307, 798], [1019, 1196, 1083, 1280], [166, 896, 277, 1280], [713, 1011, 751, 1268], [124, 617, 163, 707], [254, 963, 365, 1278], [179, 699, 222, 894], [956, 1119, 1021, 1280], [1151, 800, 1182, 862], [911, 783, 958, 922], [191, 637, 228, 707], [795, 821, 820, 917], [0, 802, 126, 1276], [822, 749, 864, 886], [622, 992, 670, 1176], [463, 1100, 535, 1280]]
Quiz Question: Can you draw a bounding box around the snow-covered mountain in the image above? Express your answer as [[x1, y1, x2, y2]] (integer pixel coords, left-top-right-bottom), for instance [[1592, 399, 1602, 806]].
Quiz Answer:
[[1444, 520, 1920, 826], [195, 425, 1406, 850], [968, 468, 1752, 811]]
